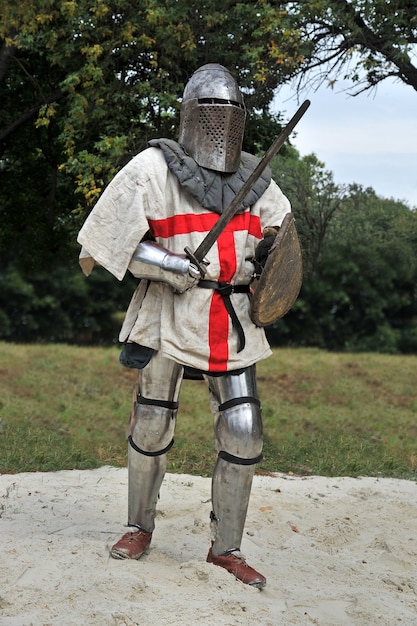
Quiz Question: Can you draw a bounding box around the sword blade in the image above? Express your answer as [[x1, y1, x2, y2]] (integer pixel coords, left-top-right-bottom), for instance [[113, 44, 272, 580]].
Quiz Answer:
[[186, 99, 310, 269]]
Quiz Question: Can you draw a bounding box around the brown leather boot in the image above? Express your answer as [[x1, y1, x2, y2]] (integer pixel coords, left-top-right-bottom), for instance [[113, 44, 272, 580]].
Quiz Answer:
[[207, 546, 266, 588], [110, 530, 152, 560]]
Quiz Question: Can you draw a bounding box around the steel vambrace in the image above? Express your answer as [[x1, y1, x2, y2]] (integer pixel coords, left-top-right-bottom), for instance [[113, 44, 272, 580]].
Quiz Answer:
[[128, 241, 200, 292]]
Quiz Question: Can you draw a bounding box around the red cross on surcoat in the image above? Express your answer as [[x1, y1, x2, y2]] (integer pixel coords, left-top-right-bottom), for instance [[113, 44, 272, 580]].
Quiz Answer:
[[148, 212, 262, 371]]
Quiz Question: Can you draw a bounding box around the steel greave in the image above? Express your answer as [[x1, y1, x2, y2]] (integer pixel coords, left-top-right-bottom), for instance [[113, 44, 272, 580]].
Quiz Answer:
[[206, 366, 262, 556], [126, 351, 183, 533], [211, 455, 256, 555], [127, 444, 166, 532]]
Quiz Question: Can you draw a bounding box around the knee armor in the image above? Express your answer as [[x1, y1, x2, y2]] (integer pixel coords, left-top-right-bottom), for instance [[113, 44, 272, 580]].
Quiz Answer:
[[208, 366, 263, 464], [129, 396, 178, 456], [214, 397, 263, 464]]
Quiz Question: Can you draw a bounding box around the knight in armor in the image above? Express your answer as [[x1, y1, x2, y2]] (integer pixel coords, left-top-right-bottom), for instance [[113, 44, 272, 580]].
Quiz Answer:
[[77, 64, 291, 588]]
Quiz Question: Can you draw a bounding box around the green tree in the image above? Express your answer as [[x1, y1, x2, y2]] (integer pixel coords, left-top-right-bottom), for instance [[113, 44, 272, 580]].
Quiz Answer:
[[268, 181, 417, 353], [272, 150, 346, 276], [324, 185, 417, 351], [0, 0, 304, 270], [286, 0, 417, 94], [0, 261, 137, 343]]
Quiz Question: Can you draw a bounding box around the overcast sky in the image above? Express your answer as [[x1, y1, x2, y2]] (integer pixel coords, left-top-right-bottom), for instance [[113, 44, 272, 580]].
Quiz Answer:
[[274, 78, 417, 209]]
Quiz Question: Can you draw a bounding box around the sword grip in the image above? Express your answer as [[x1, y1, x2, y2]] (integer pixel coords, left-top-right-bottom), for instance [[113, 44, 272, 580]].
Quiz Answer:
[[183, 246, 209, 277]]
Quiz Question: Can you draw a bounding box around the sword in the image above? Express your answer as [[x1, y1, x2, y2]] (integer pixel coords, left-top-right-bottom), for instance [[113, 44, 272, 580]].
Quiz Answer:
[[184, 99, 311, 276]]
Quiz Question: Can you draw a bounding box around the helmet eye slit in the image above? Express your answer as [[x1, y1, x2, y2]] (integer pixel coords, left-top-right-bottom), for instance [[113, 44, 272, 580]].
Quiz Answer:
[[198, 97, 244, 110]]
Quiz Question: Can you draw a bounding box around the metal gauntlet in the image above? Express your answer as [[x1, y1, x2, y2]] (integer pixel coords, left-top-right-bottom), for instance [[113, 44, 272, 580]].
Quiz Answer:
[[128, 241, 200, 293]]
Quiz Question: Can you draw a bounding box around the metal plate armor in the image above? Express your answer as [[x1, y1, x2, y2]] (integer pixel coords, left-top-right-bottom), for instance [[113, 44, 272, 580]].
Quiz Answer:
[[178, 64, 246, 173]]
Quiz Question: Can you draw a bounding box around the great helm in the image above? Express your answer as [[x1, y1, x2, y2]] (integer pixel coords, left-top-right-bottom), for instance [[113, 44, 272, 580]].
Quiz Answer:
[[179, 64, 246, 173]]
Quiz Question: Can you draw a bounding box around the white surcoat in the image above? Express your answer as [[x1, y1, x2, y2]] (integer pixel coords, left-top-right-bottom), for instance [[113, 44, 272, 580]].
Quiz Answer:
[[77, 147, 290, 372]]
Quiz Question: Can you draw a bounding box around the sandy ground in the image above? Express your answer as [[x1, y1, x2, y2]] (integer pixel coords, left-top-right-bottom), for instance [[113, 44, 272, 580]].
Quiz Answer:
[[1, 466, 417, 625]]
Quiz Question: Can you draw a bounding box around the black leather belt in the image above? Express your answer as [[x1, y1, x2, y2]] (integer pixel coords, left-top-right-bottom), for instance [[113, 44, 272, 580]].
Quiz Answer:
[[198, 280, 250, 353]]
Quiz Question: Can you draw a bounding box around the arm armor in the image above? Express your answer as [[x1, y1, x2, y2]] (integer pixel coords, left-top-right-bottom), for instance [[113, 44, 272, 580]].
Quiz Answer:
[[128, 241, 200, 293]]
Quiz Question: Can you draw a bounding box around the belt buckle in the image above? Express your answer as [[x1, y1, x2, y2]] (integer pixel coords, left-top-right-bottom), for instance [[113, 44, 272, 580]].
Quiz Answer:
[[217, 282, 233, 296]]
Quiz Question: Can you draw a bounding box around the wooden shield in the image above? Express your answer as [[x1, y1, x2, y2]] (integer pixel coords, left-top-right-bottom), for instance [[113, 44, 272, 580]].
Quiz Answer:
[[250, 213, 303, 327]]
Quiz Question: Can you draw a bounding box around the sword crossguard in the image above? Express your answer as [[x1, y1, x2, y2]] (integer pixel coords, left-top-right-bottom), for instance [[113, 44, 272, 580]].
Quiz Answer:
[[184, 246, 210, 278]]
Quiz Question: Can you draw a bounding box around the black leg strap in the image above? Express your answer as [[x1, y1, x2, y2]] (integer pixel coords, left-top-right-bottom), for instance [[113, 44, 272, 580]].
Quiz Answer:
[[219, 396, 261, 412], [128, 435, 174, 457], [218, 450, 263, 465], [137, 395, 179, 410]]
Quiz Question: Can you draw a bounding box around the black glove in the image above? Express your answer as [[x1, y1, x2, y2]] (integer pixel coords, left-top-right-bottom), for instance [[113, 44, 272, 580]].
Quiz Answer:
[[253, 234, 276, 276]]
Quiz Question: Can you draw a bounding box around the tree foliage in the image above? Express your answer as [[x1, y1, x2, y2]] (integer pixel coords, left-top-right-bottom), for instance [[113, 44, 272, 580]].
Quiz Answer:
[[269, 156, 417, 353], [3, 0, 417, 271], [1, 1, 417, 351], [0, 260, 137, 343], [0, 0, 305, 270], [285, 0, 417, 94], [272, 149, 346, 275]]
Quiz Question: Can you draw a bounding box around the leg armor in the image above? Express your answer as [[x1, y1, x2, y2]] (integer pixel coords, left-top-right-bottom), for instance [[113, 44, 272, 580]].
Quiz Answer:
[[205, 366, 263, 556], [127, 352, 183, 532]]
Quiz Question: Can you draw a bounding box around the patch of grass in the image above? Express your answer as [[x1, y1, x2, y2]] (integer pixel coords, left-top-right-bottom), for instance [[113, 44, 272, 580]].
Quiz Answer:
[[1, 343, 416, 479]]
